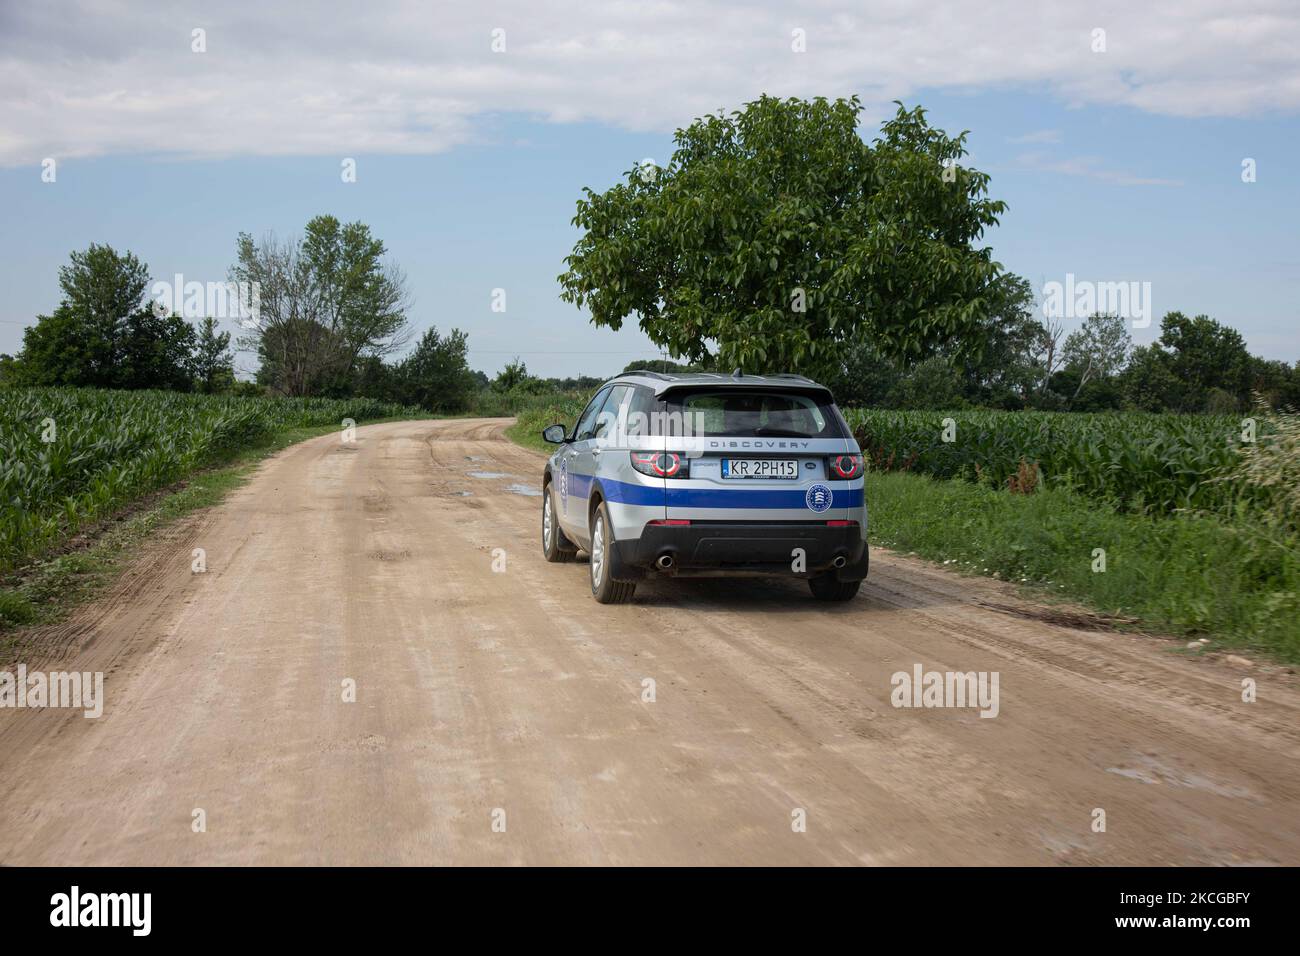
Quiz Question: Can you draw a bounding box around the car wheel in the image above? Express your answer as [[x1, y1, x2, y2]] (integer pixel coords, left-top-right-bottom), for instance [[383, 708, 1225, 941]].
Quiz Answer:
[[808, 573, 861, 602], [590, 503, 635, 604], [542, 484, 576, 562]]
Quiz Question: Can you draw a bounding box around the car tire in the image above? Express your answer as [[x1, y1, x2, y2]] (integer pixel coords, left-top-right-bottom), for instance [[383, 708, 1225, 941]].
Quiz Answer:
[[808, 573, 861, 602], [590, 502, 636, 604], [542, 483, 576, 563]]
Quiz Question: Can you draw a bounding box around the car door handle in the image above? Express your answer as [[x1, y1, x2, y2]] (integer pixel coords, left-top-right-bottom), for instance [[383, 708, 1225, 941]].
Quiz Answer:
[[591, 447, 602, 457]]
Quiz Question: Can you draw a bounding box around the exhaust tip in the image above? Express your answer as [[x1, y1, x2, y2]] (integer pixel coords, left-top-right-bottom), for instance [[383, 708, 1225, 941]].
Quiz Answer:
[[655, 554, 675, 570], [832, 555, 847, 569]]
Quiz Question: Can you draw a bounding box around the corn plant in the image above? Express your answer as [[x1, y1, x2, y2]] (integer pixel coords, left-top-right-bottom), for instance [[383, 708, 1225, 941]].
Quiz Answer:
[[844, 408, 1259, 518], [0, 387, 421, 569]]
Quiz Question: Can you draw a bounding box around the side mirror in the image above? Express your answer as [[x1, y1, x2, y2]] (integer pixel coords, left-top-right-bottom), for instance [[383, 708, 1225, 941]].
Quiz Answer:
[[542, 424, 569, 444]]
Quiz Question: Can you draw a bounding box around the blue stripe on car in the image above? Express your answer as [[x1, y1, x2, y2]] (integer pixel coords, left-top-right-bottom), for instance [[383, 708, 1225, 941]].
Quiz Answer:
[[599, 479, 863, 509], [567, 472, 595, 499]]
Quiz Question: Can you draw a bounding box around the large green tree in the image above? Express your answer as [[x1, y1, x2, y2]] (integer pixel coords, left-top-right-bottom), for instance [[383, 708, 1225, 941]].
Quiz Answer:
[[1121, 312, 1253, 412], [14, 243, 195, 390], [390, 326, 476, 412], [1062, 314, 1131, 391], [117, 309, 197, 391], [559, 96, 1008, 377], [231, 215, 410, 396], [1158, 312, 1252, 409]]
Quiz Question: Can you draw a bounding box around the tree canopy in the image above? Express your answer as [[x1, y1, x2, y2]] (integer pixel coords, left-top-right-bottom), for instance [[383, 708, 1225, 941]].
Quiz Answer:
[[231, 215, 410, 396], [559, 95, 1008, 378], [12, 243, 197, 390], [390, 326, 477, 412]]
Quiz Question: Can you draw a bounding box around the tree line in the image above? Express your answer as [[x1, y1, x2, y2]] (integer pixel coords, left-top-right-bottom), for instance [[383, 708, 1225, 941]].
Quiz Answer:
[[0, 217, 482, 413], [4, 95, 1294, 415], [5, 227, 1291, 416], [824, 277, 1300, 413], [0, 227, 609, 414]]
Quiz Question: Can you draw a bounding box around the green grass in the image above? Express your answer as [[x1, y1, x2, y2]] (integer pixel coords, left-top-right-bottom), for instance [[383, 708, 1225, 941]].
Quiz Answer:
[[505, 393, 585, 454], [0, 418, 420, 654], [867, 470, 1300, 662]]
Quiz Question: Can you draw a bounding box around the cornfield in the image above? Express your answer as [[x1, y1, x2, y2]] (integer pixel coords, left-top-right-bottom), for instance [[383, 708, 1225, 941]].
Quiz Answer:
[[844, 408, 1265, 518], [0, 387, 421, 569], [519, 397, 1264, 519]]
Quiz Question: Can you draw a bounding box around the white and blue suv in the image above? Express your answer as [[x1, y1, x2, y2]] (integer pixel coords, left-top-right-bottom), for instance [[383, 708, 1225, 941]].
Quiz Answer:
[[540, 371, 869, 604]]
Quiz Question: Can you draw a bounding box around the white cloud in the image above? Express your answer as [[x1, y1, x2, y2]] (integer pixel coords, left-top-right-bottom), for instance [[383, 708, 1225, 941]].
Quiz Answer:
[[2, 0, 1298, 166], [1012, 152, 1184, 187]]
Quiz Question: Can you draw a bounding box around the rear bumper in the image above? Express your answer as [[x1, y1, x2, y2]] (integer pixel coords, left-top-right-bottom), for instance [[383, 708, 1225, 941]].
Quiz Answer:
[[611, 522, 868, 581]]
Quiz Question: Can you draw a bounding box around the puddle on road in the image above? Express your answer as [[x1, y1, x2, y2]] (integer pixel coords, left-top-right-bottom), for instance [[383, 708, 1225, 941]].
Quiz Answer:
[[506, 483, 542, 497], [450, 490, 473, 497], [468, 471, 510, 480], [465, 456, 487, 462], [1105, 755, 1256, 799]]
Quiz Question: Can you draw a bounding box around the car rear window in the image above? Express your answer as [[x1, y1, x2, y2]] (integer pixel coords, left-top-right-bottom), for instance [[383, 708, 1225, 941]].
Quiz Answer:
[[663, 390, 843, 439]]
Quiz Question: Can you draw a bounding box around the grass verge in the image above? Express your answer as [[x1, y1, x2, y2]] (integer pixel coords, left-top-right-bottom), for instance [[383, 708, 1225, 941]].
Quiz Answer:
[[867, 470, 1300, 663], [505, 396, 584, 455], [0, 420, 415, 655]]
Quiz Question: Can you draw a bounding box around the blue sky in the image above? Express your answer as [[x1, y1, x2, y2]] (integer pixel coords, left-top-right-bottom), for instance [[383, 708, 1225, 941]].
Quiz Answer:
[[1, 1, 1297, 378]]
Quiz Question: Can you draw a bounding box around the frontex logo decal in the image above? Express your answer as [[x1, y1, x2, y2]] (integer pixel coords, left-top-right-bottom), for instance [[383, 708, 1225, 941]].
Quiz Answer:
[[805, 483, 833, 513]]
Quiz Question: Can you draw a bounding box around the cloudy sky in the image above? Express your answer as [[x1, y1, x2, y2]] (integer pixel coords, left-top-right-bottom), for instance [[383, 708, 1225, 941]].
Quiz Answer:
[[1, 0, 1297, 375]]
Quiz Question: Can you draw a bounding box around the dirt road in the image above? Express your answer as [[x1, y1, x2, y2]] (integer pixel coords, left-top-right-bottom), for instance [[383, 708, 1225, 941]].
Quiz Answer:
[[2, 418, 1298, 865]]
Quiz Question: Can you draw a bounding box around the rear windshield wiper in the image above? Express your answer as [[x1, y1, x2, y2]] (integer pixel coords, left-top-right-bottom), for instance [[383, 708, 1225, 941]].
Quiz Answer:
[[752, 426, 812, 438]]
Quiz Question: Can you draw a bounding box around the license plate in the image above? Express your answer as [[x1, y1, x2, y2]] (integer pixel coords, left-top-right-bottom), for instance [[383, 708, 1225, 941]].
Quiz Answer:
[[721, 458, 798, 479]]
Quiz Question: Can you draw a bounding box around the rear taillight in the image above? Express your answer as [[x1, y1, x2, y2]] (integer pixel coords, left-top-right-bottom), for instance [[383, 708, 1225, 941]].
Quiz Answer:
[[647, 519, 691, 526], [631, 451, 689, 478], [830, 454, 863, 479], [826, 520, 859, 527]]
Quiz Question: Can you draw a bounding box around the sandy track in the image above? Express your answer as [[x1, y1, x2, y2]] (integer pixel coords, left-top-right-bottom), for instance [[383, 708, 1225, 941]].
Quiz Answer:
[[2, 418, 1298, 865]]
